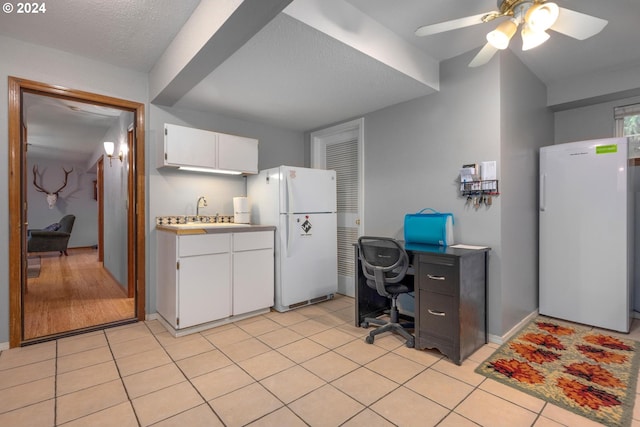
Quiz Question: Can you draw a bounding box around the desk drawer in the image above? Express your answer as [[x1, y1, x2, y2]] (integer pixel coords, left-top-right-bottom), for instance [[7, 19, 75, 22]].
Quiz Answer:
[[419, 290, 455, 340], [418, 262, 457, 295]]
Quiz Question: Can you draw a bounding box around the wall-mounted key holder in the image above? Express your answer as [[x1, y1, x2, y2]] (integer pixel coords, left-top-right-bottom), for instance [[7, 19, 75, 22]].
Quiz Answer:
[[459, 160, 499, 208], [461, 181, 499, 208]]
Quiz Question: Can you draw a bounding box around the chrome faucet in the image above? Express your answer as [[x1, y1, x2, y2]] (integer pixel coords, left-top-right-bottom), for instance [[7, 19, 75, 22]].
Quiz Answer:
[[196, 196, 207, 218]]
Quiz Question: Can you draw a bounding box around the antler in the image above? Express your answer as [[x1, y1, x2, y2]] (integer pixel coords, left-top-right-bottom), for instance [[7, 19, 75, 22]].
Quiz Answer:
[[52, 167, 73, 195], [32, 165, 49, 194]]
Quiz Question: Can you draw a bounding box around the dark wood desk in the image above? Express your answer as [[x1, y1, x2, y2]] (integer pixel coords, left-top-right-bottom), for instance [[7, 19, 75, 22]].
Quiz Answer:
[[355, 242, 489, 365]]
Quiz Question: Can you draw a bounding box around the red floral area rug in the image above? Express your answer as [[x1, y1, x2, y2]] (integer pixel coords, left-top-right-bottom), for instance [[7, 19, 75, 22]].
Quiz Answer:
[[475, 316, 640, 427]]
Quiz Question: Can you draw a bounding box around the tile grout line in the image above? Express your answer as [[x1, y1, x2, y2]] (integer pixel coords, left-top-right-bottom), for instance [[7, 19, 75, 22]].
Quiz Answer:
[[103, 328, 143, 427], [7, 297, 590, 427]]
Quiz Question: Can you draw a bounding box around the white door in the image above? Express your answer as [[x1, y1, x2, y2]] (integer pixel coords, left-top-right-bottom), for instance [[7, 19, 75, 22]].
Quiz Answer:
[[311, 119, 363, 297], [279, 212, 338, 306]]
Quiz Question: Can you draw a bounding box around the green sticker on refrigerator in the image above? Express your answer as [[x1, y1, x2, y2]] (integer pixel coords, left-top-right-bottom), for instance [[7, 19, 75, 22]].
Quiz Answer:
[[596, 144, 618, 154]]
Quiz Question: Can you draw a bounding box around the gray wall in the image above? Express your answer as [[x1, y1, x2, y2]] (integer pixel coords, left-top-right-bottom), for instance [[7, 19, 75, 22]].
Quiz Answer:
[[499, 52, 554, 335], [146, 104, 305, 315], [555, 95, 640, 145], [101, 111, 134, 289], [359, 51, 505, 338], [347, 50, 551, 338]]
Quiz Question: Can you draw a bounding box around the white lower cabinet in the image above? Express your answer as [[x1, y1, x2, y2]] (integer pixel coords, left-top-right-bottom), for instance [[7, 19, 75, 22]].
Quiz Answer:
[[156, 229, 274, 334], [178, 252, 231, 328], [233, 231, 274, 314]]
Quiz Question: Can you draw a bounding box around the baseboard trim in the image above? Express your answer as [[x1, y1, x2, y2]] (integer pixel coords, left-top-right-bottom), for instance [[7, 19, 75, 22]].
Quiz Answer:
[[0, 342, 9, 351], [488, 310, 640, 345], [487, 310, 539, 345]]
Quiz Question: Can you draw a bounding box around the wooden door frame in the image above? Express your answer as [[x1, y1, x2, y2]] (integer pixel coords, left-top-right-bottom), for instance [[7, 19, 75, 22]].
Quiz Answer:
[[127, 127, 135, 298], [98, 157, 105, 264], [8, 76, 146, 348]]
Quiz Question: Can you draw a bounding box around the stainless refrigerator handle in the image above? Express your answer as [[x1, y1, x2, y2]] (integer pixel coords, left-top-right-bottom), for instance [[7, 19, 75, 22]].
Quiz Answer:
[[539, 174, 546, 212]]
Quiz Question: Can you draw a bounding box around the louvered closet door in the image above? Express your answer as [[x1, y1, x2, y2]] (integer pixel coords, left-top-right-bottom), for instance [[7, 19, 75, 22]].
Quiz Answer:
[[311, 119, 363, 297], [325, 132, 360, 297]]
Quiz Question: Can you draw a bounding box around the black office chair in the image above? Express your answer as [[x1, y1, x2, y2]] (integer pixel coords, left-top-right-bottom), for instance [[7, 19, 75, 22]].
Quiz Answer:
[[358, 236, 415, 348]]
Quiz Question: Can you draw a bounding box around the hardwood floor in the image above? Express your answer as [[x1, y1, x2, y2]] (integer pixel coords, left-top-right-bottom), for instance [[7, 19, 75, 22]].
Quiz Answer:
[[23, 247, 135, 340]]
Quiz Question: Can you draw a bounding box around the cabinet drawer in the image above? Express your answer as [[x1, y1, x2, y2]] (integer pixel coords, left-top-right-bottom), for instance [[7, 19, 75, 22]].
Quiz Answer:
[[419, 262, 456, 295], [419, 290, 455, 339], [233, 231, 273, 252], [179, 233, 230, 257]]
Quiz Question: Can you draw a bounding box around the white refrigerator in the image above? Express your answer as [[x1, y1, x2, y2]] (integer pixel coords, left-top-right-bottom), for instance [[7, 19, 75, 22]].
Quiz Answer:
[[539, 137, 633, 332], [248, 166, 338, 312]]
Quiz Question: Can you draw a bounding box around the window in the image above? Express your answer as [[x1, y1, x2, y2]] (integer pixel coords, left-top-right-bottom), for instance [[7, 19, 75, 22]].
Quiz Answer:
[[615, 103, 640, 157]]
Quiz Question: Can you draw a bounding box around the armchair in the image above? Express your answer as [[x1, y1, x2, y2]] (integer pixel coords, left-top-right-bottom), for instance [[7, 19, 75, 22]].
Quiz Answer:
[[27, 214, 76, 256]]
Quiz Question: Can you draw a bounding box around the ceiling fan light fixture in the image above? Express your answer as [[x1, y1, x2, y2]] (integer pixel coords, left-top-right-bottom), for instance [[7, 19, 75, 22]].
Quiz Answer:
[[525, 2, 559, 32], [486, 19, 517, 50], [521, 24, 550, 50], [522, 26, 550, 50]]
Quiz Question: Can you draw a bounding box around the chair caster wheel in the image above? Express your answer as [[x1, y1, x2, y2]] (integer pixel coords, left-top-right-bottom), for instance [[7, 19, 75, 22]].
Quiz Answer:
[[360, 322, 369, 329], [365, 335, 374, 344], [406, 337, 415, 348]]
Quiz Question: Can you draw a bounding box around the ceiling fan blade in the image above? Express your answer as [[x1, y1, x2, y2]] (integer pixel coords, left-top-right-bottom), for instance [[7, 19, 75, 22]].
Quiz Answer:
[[550, 7, 608, 40], [415, 12, 495, 37], [468, 43, 498, 68]]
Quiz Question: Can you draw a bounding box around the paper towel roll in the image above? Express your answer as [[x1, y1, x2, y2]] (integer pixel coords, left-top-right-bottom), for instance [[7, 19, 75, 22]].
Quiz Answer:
[[233, 197, 250, 223]]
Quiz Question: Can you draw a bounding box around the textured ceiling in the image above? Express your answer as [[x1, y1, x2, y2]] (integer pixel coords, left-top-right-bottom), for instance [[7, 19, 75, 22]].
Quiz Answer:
[[0, 0, 200, 71]]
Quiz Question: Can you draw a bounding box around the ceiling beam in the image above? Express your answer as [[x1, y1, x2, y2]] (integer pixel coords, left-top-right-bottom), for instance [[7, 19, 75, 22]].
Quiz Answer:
[[283, 0, 439, 91], [150, 0, 294, 106]]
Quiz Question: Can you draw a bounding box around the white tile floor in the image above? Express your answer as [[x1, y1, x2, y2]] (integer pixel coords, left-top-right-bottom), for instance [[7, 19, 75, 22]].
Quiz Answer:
[[1, 295, 639, 426]]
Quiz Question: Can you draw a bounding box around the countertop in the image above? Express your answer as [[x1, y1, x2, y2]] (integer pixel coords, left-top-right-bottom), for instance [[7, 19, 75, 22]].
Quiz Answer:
[[156, 223, 276, 235]]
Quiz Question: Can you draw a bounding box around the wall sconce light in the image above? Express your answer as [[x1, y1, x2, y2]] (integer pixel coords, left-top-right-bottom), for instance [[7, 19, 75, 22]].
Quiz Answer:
[[103, 141, 123, 166]]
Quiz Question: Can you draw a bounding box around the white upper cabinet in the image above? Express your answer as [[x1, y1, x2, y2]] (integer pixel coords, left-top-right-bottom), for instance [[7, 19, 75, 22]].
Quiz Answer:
[[160, 123, 258, 174], [162, 123, 217, 168], [218, 133, 258, 174]]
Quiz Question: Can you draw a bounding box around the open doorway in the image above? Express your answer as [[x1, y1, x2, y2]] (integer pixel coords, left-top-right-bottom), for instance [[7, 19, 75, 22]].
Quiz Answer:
[[8, 77, 146, 347]]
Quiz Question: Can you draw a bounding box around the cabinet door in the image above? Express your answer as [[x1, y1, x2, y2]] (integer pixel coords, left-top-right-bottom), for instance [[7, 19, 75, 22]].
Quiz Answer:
[[218, 132, 258, 174], [233, 248, 274, 315], [164, 123, 217, 168], [178, 252, 231, 328]]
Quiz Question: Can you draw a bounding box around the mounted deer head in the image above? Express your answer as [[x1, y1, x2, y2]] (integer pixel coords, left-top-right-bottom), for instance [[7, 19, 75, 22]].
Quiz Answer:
[[33, 166, 73, 209]]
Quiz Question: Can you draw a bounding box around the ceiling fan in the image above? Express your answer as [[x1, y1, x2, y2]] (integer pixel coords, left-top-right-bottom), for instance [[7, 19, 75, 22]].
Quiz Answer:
[[415, 0, 608, 67]]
